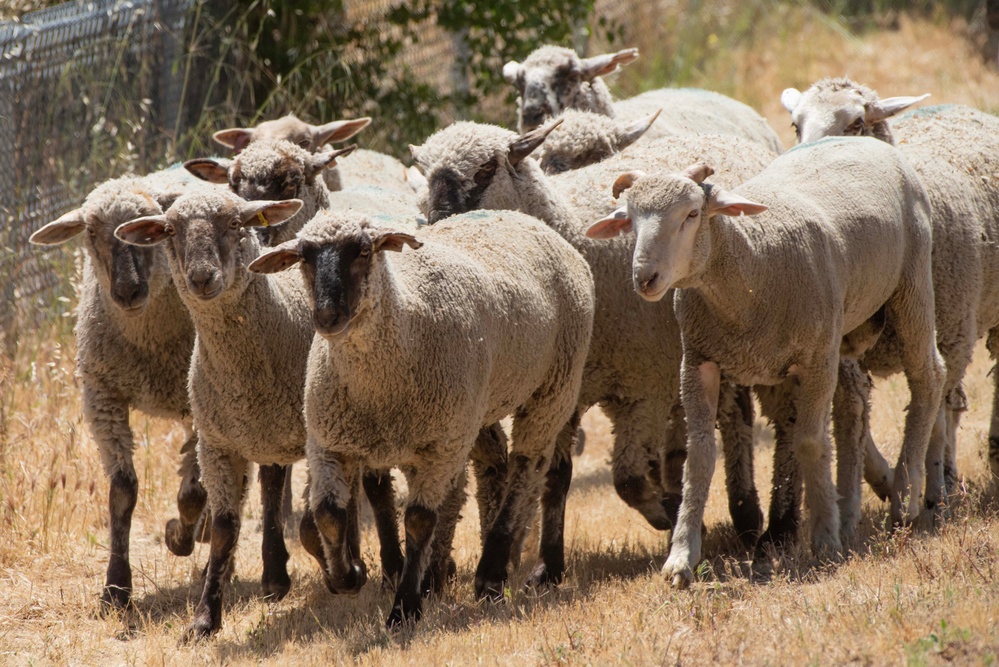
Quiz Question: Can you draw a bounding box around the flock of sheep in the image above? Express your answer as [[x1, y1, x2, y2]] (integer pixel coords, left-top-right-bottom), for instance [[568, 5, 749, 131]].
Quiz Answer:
[[28, 43, 999, 640]]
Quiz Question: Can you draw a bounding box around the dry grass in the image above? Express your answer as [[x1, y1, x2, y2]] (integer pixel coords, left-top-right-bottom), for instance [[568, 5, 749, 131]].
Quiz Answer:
[[4, 8, 999, 667]]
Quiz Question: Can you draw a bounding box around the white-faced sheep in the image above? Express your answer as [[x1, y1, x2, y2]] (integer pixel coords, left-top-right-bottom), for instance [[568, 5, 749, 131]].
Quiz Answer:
[[409, 121, 776, 585], [249, 209, 594, 627], [781, 80, 999, 520], [28, 170, 216, 611], [502, 45, 783, 153], [587, 137, 944, 585], [214, 114, 414, 198]]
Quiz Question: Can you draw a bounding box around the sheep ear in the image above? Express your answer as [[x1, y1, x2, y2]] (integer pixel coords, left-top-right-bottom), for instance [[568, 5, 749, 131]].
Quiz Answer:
[[682, 163, 714, 184], [617, 110, 659, 150], [612, 170, 646, 198], [509, 118, 563, 167], [240, 199, 304, 227], [305, 144, 357, 179], [867, 94, 930, 122], [30, 209, 87, 245], [372, 230, 422, 253], [586, 206, 632, 239], [780, 88, 802, 114], [502, 60, 521, 84], [579, 48, 639, 80], [150, 189, 186, 210], [247, 239, 303, 274], [115, 215, 172, 246], [405, 165, 428, 193], [213, 128, 254, 152], [707, 189, 767, 217], [185, 158, 230, 184], [311, 118, 371, 148]]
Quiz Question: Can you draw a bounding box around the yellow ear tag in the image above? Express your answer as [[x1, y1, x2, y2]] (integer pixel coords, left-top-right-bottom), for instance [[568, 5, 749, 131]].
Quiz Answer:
[[256, 211, 269, 227]]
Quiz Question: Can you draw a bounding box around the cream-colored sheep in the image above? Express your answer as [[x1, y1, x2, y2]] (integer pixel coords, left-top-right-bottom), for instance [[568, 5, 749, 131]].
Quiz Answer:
[[589, 136, 943, 585], [250, 208, 594, 627]]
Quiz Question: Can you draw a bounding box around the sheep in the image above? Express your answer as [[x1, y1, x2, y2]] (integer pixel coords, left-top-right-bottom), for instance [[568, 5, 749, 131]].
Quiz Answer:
[[502, 45, 783, 153], [248, 208, 594, 627], [409, 121, 776, 585], [586, 136, 944, 585], [214, 113, 414, 198], [113, 189, 409, 640], [781, 80, 999, 518], [185, 140, 358, 245], [534, 108, 661, 174], [27, 169, 214, 611]]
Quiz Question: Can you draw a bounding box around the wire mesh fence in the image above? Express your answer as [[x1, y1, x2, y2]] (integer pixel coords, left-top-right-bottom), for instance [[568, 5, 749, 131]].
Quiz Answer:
[[0, 0, 194, 353]]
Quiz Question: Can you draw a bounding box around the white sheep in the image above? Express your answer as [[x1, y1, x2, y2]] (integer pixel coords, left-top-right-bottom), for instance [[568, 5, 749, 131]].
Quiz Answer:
[[502, 45, 783, 153], [28, 169, 215, 611], [214, 113, 414, 198], [781, 80, 999, 518], [587, 136, 944, 585], [249, 208, 594, 627], [409, 121, 776, 585]]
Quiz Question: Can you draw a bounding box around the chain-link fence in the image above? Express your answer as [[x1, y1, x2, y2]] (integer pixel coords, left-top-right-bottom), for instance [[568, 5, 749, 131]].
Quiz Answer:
[[0, 0, 195, 353]]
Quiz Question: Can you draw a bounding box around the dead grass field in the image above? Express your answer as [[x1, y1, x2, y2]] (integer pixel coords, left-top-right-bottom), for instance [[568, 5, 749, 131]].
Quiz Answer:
[[3, 9, 999, 667]]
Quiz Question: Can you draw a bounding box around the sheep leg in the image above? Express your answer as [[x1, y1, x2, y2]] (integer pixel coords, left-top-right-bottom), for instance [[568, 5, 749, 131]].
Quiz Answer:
[[258, 464, 291, 600], [526, 411, 580, 589], [832, 359, 869, 545], [477, 386, 571, 600], [421, 467, 467, 595], [469, 423, 509, 543], [718, 383, 763, 546], [281, 465, 294, 533], [606, 398, 676, 531], [889, 295, 946, 526], [942, 385, 966, 497], [361, 469, 404, 587], [183, 450, 248, 642], [755, 385, 802, 553], [988, 328, 999, 480], [310, 457, 367, 596], [165, 425, 209, 557], [83, 386, 137, 613], [663, 359, 720, 589], [791, 367, 842, 560], [387, 461, 464, 628]]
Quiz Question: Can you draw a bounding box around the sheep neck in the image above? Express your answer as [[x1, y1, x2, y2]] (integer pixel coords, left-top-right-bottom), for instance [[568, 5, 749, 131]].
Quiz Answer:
[[683, 213, 760, 325]]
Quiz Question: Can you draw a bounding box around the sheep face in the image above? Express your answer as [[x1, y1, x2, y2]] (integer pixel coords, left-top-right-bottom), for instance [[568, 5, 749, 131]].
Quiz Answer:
[[586, 165, 766, 299], [537, 109, 660, 174], [213, 115, 371, 154], [30, 183, 172, 314], [411, 121, 560, 223], [247, 217, 421, 338], [781, 78, 928, 144], [114, 191, 302, 301], [502, 46, 638, 131]]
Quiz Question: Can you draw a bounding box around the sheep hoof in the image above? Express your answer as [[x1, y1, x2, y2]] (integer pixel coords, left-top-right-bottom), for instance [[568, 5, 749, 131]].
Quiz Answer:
[[98, 585, 131, 616], [385, 596, 422, 630], [327, 561, 367, 595], [474, 575, 507, 602], [181, 614, 217, 643], [524, 561, 563, 589], [810, 532, 843, 563], [262, 573, 291, 601], [670, 571, 692, 589], [164, 518, 196, 557], [662, 556, 693, 589]]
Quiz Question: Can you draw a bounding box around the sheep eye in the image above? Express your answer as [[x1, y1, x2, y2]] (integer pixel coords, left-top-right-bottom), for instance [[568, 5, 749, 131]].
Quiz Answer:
[[847, 118, 864, 134], [687, 210, 699, 218], [359, 249, 371, 258], [227, 218, 240, 230], [87, 226, 97, 238]]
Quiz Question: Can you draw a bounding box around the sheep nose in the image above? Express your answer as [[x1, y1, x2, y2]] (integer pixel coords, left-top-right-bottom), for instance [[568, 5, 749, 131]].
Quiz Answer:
[[314, 307, 348, 337], [112, 280, 149, 312], [635, 270, 664, 300], [521, 107, 549, 130], [640, 271, 659, 292], [188, 267, 221, 299]]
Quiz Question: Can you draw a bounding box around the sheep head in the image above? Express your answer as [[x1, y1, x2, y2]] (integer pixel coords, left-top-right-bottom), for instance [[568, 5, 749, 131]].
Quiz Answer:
[[587, 163, 765, 300], [409, 120, 560, 224], [249, 214, 421, 338], [502, 45, 638, 131], [115, 190, 301, 302], [213, 114, 371, 153], [781, 78, 929, 145]]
